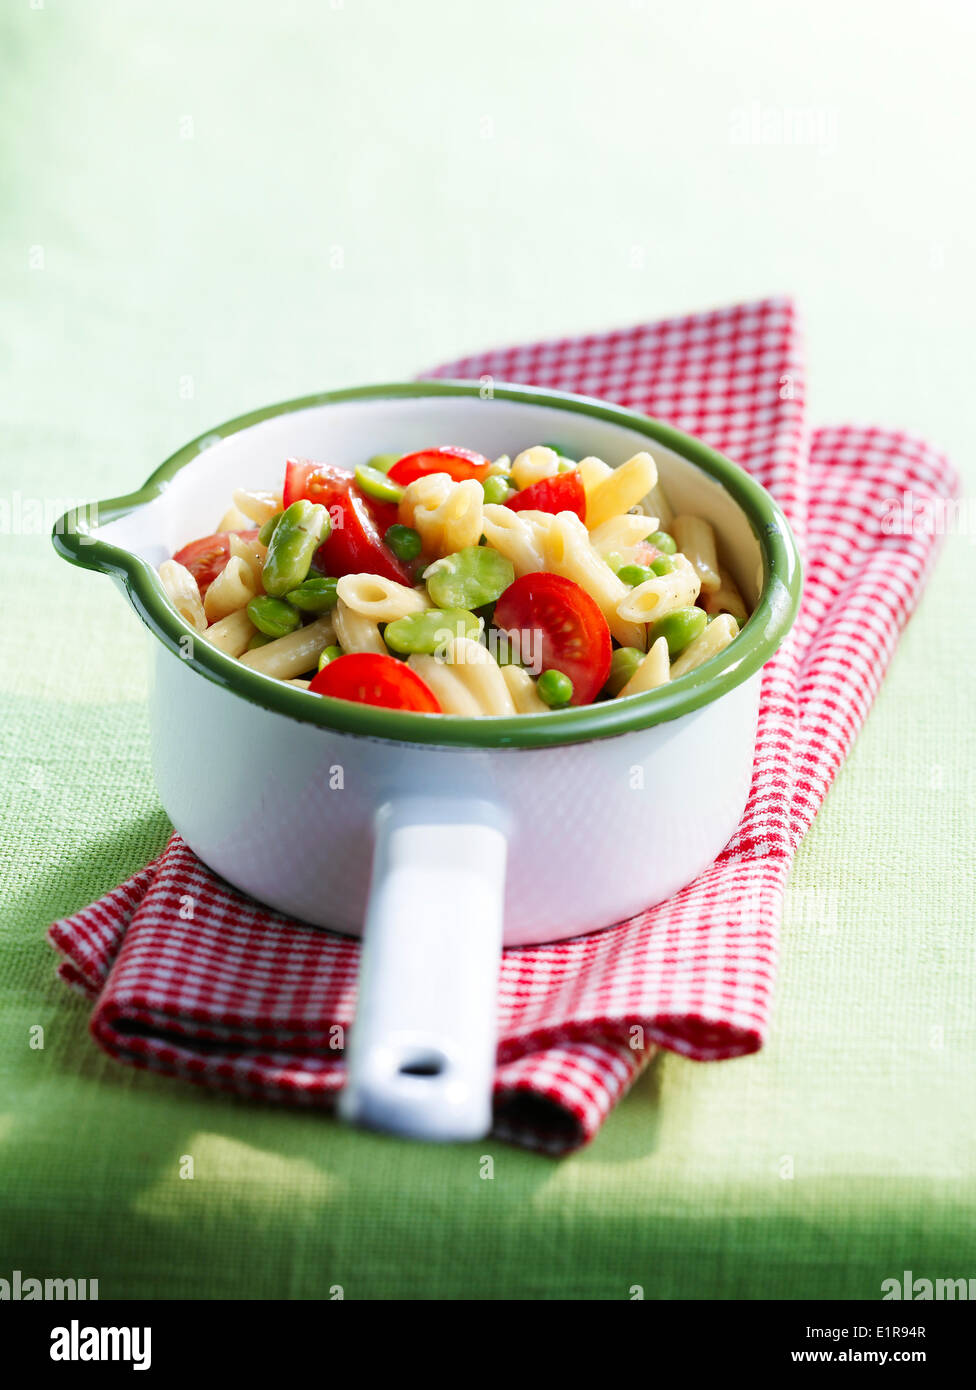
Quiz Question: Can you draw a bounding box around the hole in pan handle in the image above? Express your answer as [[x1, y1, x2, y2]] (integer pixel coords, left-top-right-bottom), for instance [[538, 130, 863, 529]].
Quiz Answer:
[[338, 797, 509, 1143]]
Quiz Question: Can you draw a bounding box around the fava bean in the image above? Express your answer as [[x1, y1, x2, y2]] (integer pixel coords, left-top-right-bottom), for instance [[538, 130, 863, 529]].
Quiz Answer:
[[246, 631, 274, 651], [247, 595, 302, 638], [425, 546, 515, 610], [262, 500, 330, 596], [604, 646, 643, 695], [384, 608, 481, 655], [537, 669, 574, 708], [258, 512, 283, 546], [368, 453, 401, 475], [317, 644, 343, 671], [482, 475, 515, 505], [355, 463, 405, 504], [648, 606, 707, 657], [285, 575, 339, 613]]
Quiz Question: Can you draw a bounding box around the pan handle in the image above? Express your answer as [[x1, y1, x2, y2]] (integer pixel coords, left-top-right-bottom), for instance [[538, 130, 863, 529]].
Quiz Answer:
[[338, 796, 508, 1142]]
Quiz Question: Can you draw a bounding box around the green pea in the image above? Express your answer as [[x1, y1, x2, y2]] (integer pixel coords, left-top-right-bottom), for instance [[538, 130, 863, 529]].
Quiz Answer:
[[604, 646, 643, 695], [384, 523, 422, 562], [482, 475, 515, 505], [247, 595, 302, 638], [285, 575, 339, 613], [317, 644, 343, 671], [262, 500, 330, 597], [258, 512, 283, 546], [556, 457, 577, 472], [605, 552, 626, 573], [650, 555, 675, 576], [425, 546, 515, 610], [384, 608, 481, 656], [355, 463, 404, 505], [368, 453, 401, 475], [246, 631, 274, 651], [537, 669, 574, 708], [617, 564, 654, 588], [648, 606, 707, 657], [649, 529, 677, 555]]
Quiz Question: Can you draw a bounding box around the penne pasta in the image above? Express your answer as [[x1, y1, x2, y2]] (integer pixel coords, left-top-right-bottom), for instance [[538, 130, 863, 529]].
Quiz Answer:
[[232, 488, 280, 526], [408, 638, 517, 715], [202, 608, 257, 657], [543, 512, 646, 649], [336, 573, 428, 622], [480, 504, 555, 577], [616, 555, 701, 623], [588, 512, 659, 560], [333, 598, 387, 655], [238, 616, 336, 679], [500, 663, 549, 713], [669, 614, 739, 679], [203, 555, 257, 622], [671, 514, 721, 594], [228, 532, 268, 593], [406, 654, 482, 715], [510, 446, 559, 491], [216, 503, 252, 533], [398, 474, 484, 557], [577, 455, 613, 508], [159, 560, 207, 633], [585, 452, 658, 531], [617, 635, 671, 697], [642, 480, 673, 528], [702, 566, 748, 624]]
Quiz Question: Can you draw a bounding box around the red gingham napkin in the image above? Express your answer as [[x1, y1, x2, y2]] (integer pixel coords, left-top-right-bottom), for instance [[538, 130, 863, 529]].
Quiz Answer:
[[48, 297, 958, 1153]]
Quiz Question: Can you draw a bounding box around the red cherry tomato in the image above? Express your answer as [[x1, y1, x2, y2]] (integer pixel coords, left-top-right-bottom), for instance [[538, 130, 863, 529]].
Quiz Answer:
[[505, 470, 586, 521], [309, 653, 441, 713], [387, 447, 491, 486], [493, 572, 612, 706], [283, 459, 351, 511], [320, 489, 412, 584], [283, 459, 411, 584], [172, 529, 259, 597]]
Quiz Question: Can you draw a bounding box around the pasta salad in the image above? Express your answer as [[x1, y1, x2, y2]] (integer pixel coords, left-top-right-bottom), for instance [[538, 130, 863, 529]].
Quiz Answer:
[[158, 444, 750, 714]]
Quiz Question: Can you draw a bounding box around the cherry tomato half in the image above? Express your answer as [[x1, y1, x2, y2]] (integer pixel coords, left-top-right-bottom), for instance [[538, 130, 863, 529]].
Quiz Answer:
[[387, 447, 491, 486], [283, 459, 411, 584], [309, 652, 441, 712], [493, 572, 612, 706], [505, 470, 586, 521], [172, 528, 259, 597]]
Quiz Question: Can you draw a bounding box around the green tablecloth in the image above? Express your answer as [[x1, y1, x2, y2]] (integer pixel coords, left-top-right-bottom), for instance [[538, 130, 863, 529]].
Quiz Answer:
[[2, 2, 973, 1299]]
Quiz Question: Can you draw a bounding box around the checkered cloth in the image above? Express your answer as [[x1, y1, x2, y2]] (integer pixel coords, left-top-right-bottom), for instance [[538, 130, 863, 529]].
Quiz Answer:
[[48, 297, 957, 1153]]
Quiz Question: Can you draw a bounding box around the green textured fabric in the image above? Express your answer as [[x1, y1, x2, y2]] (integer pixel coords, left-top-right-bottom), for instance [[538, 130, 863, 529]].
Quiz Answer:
[[1, 2, 973, 1300]]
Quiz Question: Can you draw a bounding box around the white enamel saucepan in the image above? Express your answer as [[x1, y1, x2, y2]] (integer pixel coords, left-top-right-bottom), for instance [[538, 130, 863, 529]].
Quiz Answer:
[[54, 383, 801, 1143]]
